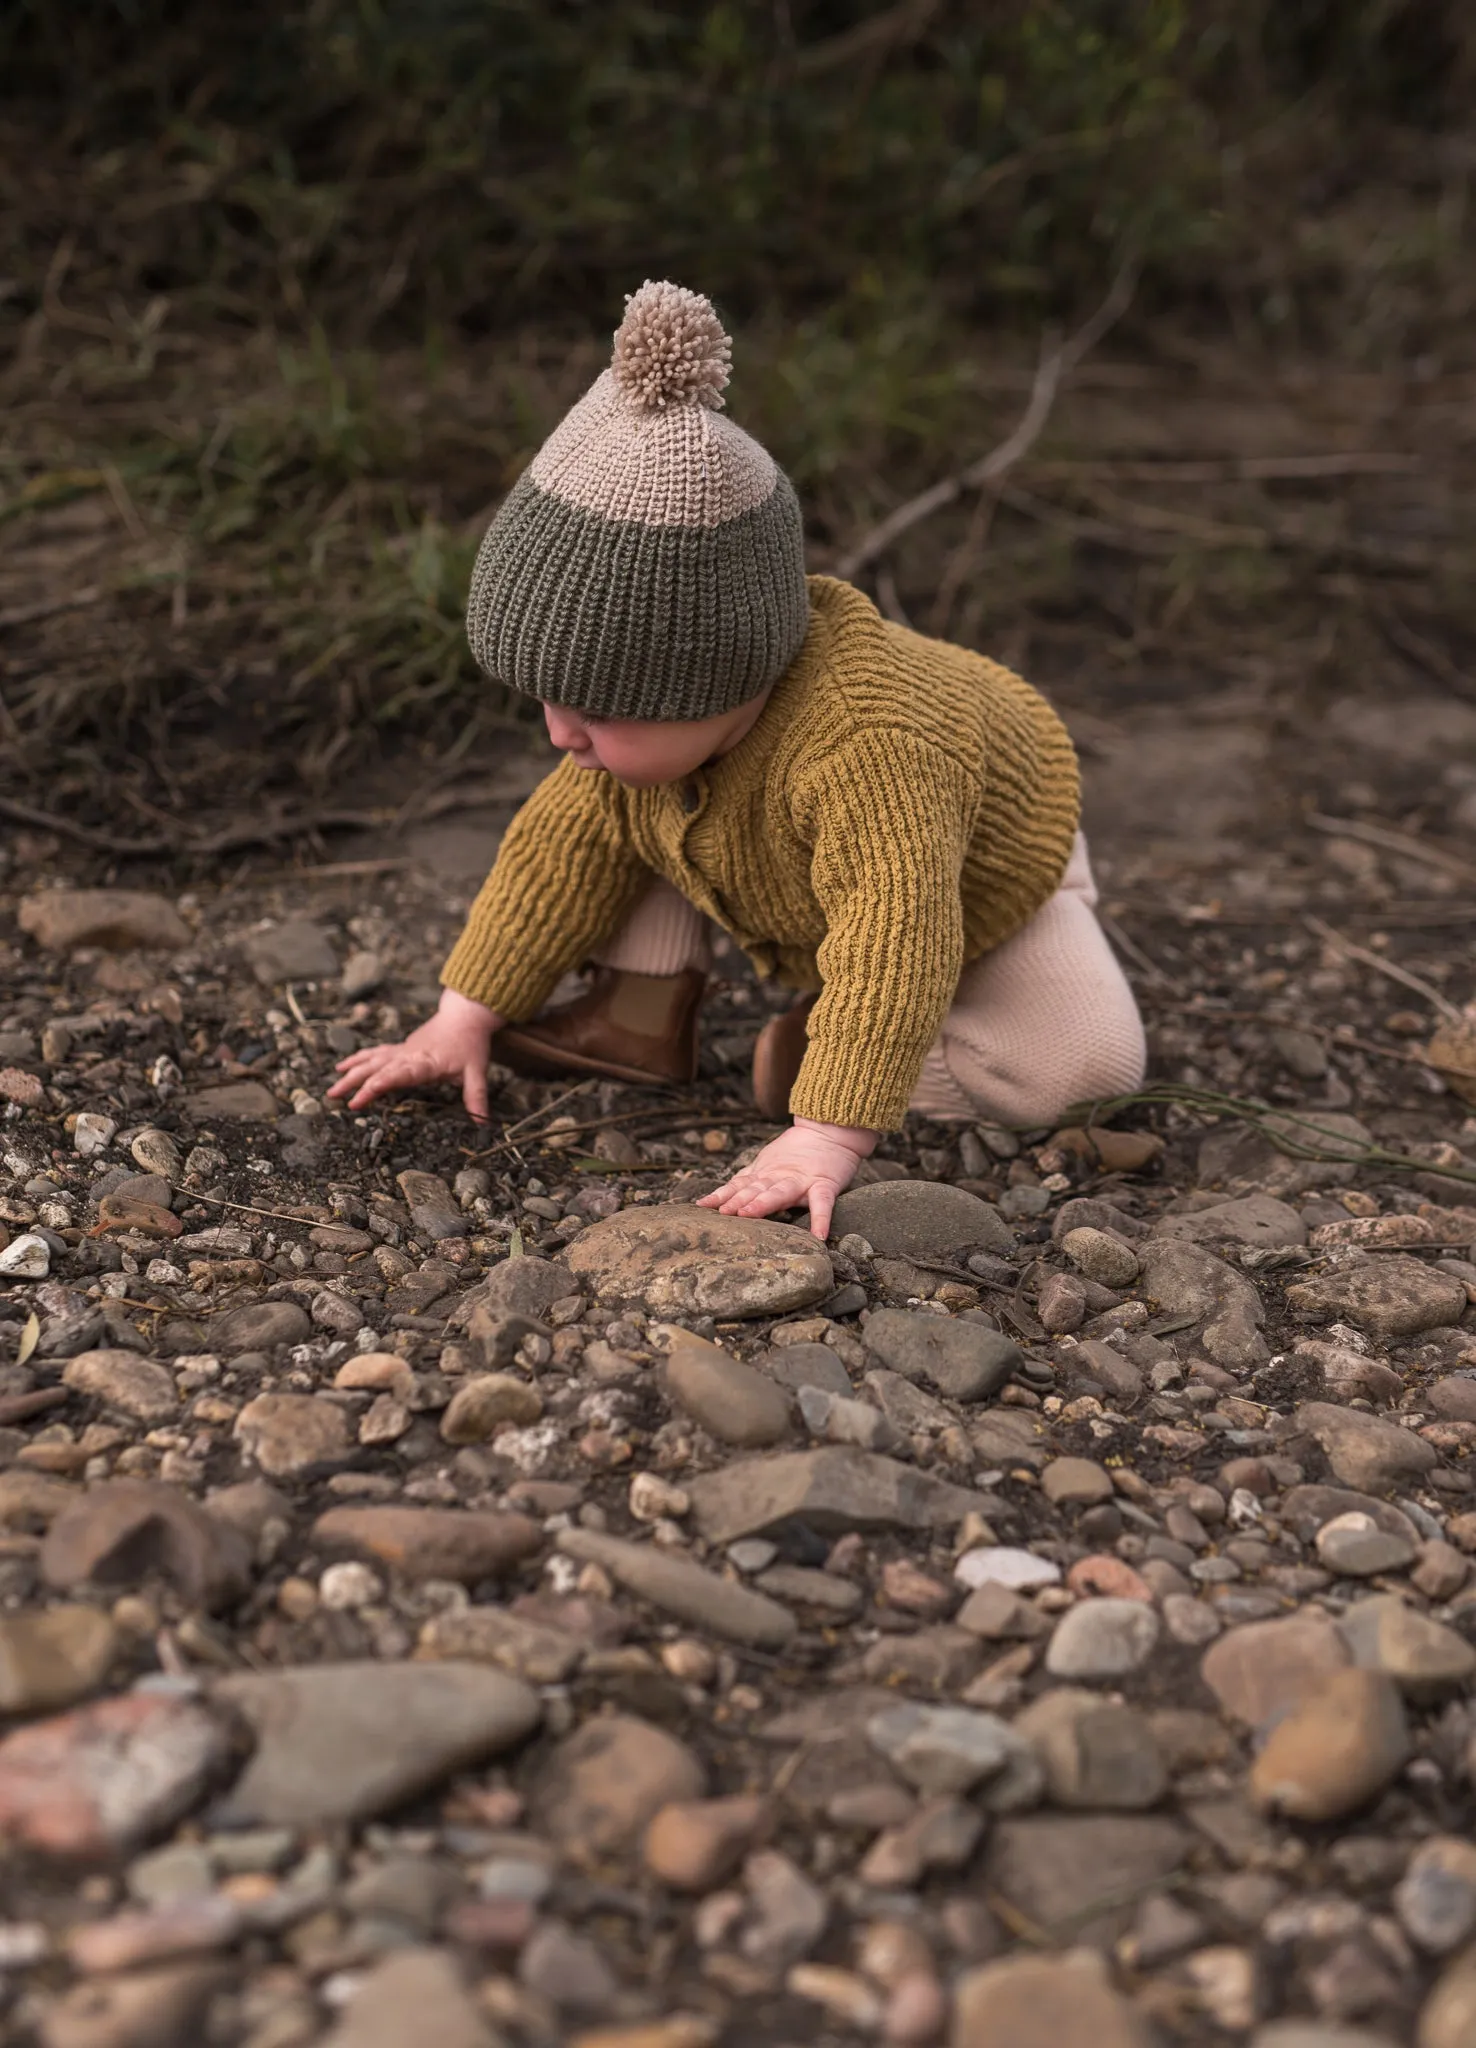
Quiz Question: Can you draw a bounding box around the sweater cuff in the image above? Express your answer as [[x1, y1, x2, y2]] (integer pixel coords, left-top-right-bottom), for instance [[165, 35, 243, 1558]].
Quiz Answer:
[[439, 928, 565, 1024], [788, 1041, 927, 1134]]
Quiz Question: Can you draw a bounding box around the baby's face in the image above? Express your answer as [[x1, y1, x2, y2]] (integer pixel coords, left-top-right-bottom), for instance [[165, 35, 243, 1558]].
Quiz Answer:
[[542, 696, 767, 788]]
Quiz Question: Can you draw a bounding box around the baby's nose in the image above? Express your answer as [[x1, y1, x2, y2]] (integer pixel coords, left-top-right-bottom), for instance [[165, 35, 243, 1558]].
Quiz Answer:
[[544, 704, 587, 750]]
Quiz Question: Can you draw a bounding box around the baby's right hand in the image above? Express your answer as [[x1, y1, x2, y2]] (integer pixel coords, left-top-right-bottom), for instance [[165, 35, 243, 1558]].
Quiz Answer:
[[327, 987, 502, 1123]]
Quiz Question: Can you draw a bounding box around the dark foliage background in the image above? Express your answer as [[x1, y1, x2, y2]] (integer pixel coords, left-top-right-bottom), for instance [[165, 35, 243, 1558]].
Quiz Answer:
[[1, 1, 1473, 826]]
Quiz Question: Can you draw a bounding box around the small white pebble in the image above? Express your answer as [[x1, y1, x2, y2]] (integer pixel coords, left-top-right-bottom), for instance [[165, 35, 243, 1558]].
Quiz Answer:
[[318, 1561, 383, 1611]]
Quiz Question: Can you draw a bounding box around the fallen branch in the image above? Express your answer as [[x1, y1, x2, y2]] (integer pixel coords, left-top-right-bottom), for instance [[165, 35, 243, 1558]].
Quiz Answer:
[[835, 257, 1139, 580]]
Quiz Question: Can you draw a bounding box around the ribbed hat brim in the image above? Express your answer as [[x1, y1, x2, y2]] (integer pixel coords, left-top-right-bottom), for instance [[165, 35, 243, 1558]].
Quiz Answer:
[[466, 469, 811, 721]]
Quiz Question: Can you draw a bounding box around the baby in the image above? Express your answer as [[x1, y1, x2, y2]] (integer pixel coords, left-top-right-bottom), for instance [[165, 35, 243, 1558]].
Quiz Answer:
[[329, 281, 1146, 1238]]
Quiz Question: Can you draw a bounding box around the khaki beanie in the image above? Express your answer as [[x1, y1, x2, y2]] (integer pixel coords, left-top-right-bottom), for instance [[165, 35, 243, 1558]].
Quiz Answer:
[[466, 281, 810, 722]]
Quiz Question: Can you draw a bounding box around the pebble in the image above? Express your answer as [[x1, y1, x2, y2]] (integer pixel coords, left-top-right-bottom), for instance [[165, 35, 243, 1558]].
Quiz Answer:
[[234, 1392, 351, 1475], [665, 1336, 792, 1446], [68, 1893, 242, 1974], [62, 1348, 178, 1423], [1315, 1510, 1418, 1577], [1062, 1226, 1140, 1287], [341, 948, 385, 998], [313, 1504, 543, 1585], [0, 1606, 117, 1714], [1250, 1668, 1409, 1820], [866, 1702, 1039, 1801], [318, 1560, 383, 1609], [533, 1714, 706, 1857], [1295, 1400, 1438, 1493], [687, 1447, 991, 1545], [0, 1692, 231, 1858], [953, 1946, 1153, 2047], [565, 1203, 832, 1319], [861, 1306, 1020, 1402], [1136, 1239, 1268, 1369], [0, 1068, 44, 1108], [1413, 1539, 1468, 1600], [1395, 1835, 1476, 1955], [1015, 1689, 1167, 1810], [440, 1373, 544, 1440], [183, 1079, 281, 1121], [766, 1341, 852, 1396], [213, 1661, 540, 1826], [1286, 1255, 1467, 1337], [643, 1794, 769, 1889], [787, 1962, 883, 2029], [419, 1606, 584, 1684], [1045, 1598, 1161, 1680], [798, 1383, 898, 1450], [828, 1179, 1015, 1260], [741, 1847, 828, 1969], [557, 1526, 796, 1648], [1419, 1942, 1476, 2048], [955, 1546, 1060, 1592], [42, 1480, 253, 1611], [242, 916, 337, 983], [1040, 1456, 1114, 1507], [1153, 1193, 1308, 1249], [130, 1128, 182, 1176], [38, 1960, 230, 2048], [210, 1300, 312, 1352], [1338, 1592, 1476, 1700], [19, 887, 191, 952], [1252, 2031, 1400, 2048], [0, 1233, 50, 1277], [1200, 1613, 1352, 1727], [319, 1946, 493, 2048], [72, 1112, 116, 1157]]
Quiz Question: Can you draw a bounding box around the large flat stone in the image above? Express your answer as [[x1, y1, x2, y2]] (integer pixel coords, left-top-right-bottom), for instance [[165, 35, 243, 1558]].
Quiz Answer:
[[1137, 1240, 1267, 1370], [1151, 1194, 1307, 1250], [212, 1662, 540, 1826], [184, 1082, 281, 1123], [861, 1307, 1020, 1402], [563, 1204, 832, 1320], [18, 889, 190, 952], [1295, 1401, 1438, 1493], [983, 1812, 1190, 1949], [686, 1447, 993, 1545], [828, 1180, 1015, 1261], [1286, 1256, 1467, 1338]]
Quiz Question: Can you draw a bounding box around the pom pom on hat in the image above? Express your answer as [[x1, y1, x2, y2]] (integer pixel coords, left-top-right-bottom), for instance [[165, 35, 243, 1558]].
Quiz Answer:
[[611, 279, 732, 412]]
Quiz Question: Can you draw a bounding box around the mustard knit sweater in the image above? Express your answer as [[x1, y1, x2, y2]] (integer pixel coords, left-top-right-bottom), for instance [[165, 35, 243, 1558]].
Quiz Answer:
[[442, 576, 1081, 1130]]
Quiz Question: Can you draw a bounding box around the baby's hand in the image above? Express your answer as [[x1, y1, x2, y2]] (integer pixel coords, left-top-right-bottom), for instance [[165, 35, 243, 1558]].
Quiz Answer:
[[697, 1118, 876, 1241], [327, 988, 502, 1123]]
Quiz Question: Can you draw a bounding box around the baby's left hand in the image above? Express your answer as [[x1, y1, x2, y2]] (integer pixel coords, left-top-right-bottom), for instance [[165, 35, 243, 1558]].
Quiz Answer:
[[697, 1118, 877, 1241]]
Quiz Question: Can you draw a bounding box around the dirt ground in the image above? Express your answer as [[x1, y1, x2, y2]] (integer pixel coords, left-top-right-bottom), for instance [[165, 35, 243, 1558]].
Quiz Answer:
[[3, 342, 1476, 2046]]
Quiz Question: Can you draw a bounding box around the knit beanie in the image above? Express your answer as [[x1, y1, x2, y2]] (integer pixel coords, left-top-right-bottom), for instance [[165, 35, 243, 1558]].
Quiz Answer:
[[466, 281, 810, 722]]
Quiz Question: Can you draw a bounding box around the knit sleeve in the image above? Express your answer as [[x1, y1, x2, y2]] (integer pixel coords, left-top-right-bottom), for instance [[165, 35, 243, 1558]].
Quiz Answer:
[[439, 758, 650, 1020], [788, 729, 976, 1131]]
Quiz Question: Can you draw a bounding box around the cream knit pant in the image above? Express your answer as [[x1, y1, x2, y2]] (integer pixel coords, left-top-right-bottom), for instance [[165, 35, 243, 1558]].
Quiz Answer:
[[593, 832, 1146, 1127]]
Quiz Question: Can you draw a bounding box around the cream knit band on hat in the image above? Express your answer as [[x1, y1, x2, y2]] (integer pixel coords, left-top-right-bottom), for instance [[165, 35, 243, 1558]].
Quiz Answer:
[[466, 281, 810, 722]]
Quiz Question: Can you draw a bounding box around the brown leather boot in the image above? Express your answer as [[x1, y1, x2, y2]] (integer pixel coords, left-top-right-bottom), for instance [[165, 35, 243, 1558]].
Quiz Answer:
[[752, 994, 817, 1120], [492, 966, 706, 1087]]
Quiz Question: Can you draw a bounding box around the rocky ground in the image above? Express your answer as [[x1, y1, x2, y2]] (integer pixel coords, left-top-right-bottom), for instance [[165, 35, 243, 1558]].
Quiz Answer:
[[2, 682, 1476, 2048]]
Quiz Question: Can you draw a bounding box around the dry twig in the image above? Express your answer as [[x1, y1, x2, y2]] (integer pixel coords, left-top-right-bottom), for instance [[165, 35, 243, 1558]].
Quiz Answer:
[[1302, 915, 1463, 1025], [835, 257, 1139, 579], [1305, 813, 1476, 886]]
